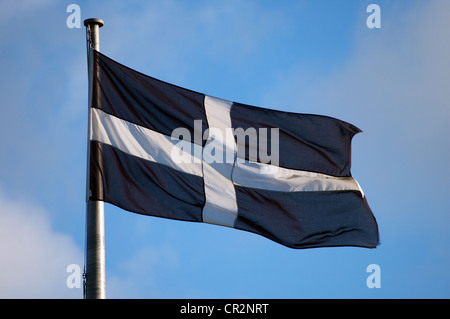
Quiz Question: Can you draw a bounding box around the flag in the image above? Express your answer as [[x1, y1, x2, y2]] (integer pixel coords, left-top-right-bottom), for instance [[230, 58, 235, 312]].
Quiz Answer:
[[88, 50, 379, 249]]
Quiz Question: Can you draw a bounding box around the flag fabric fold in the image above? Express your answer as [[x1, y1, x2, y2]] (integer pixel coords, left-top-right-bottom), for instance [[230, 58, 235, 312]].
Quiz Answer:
[[88, 50, 379, 249]]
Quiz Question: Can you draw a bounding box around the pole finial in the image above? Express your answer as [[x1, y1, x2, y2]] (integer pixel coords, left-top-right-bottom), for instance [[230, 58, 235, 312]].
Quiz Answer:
[[84, 18, 104, 28]]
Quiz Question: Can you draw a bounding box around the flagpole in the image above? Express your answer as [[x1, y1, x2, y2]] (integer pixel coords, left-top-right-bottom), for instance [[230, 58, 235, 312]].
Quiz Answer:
[[84, 18, 105, 299]]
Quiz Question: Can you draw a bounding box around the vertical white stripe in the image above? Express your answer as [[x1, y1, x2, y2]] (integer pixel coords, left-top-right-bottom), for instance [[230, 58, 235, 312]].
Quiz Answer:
[[202, 95, 238, 227]]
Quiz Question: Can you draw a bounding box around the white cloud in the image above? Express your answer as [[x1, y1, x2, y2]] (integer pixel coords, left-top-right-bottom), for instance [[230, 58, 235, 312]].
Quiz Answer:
[[0, 188, 83, 298]]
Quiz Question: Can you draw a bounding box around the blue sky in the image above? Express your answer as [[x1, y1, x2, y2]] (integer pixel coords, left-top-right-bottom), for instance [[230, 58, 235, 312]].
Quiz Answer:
[[0, 0, 449, 298]]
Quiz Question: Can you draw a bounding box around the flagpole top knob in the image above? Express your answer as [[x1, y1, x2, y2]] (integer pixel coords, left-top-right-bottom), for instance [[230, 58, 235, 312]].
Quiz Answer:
[[84, 18, 104, 28]]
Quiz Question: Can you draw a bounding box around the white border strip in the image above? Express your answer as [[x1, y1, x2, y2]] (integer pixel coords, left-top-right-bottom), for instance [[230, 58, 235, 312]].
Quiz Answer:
[[89, 107, 203, 177]]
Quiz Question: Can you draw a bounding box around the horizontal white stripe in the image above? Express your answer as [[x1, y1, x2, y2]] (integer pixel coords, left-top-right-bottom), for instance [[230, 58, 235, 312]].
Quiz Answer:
[[233, 161, 364, 196], [89, 108, 203, 177], [202, 95, 238, 227]]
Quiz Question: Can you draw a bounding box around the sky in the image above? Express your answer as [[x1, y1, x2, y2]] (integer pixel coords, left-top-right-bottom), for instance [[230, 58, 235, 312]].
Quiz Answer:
[[0, 0, 449, 298]]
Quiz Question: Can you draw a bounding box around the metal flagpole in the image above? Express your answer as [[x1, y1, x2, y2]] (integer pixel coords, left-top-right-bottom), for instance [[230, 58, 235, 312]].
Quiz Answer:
[[84, 18, 105, 299]]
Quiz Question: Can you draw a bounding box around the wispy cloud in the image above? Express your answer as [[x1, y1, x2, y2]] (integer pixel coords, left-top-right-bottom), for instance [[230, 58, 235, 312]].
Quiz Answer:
[[0, 187, 83, 298]]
